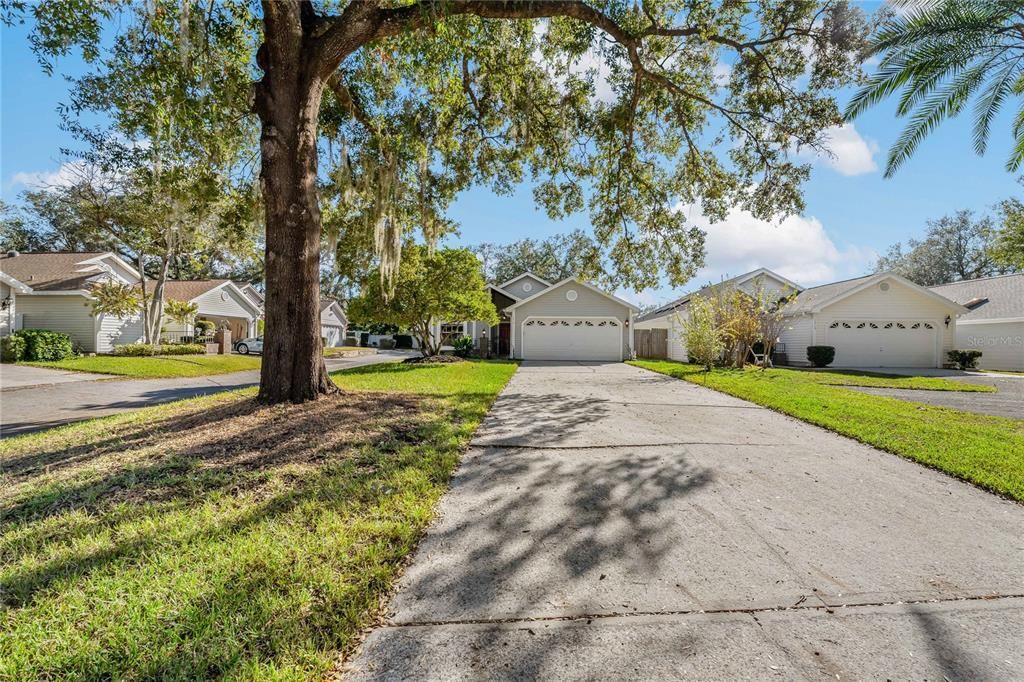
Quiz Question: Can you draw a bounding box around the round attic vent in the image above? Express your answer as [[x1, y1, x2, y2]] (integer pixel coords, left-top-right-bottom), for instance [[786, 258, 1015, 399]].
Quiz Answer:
[[879, 282, 890, 292], [221, 291, 229, 301], [522, 282, 532, 292], [566, 289, 578, 301]]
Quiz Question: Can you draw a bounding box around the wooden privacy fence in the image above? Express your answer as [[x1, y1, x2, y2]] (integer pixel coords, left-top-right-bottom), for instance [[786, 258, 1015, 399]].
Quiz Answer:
[[635, 328, 668, 359]]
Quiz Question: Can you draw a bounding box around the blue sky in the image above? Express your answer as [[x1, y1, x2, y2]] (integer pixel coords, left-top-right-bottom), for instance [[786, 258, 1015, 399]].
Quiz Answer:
[[2, 18, 1020, 307]]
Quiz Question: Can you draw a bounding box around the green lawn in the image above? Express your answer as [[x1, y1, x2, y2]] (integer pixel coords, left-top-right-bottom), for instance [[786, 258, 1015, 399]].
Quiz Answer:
[[777, 367, 994, 391], [630, 361, 1024, 502], [25, 354, 262, 378], [0, 360, 517, 680]]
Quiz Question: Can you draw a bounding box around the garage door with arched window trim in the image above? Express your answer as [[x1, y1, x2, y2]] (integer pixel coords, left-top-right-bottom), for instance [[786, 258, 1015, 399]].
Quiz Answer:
[[521, 317, 623, 361], [827, 319, 938, 367]]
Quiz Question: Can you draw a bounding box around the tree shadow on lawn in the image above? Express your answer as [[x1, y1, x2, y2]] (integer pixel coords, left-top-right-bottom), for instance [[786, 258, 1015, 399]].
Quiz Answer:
[[0, 388, 481, 678]]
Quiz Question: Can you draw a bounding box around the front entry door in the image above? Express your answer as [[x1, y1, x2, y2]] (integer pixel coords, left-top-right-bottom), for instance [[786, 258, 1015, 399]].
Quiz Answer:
[[498, 322, 510, 356]]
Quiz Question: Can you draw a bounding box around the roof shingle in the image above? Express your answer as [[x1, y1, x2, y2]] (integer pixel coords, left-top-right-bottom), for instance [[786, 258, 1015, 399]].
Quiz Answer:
[[0, 252, 116, 291], [930, 273, 1024, 321]]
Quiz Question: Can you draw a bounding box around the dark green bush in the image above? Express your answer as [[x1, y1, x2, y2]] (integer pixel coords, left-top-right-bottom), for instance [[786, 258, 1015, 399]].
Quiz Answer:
[[452, 335, 475, 358], [1, 334, 26, 362], [194, 319, 215, 337], [947, 349, 983, 370], [342, 336, 358, 347], [112, 343, 205, 356], [359, 332, 370, 347], [16, 329, 75, 361], [394, 334, 413, 349], [806, 345, 835, 368]]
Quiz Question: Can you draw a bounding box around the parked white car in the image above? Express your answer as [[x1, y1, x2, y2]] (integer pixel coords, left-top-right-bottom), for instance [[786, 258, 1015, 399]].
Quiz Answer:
[[234, 336, 263, 355]]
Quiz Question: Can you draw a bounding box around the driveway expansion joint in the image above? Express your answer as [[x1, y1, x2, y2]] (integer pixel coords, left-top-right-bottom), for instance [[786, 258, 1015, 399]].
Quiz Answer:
[[383, 592, 1024, 630], [476, 441, 789, 450]]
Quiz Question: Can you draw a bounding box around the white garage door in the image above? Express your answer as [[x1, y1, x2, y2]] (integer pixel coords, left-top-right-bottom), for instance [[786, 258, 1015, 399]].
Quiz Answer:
[[322, 325, 343, 347], [522, 317, 622, 361], [827, 319, 937, 368]]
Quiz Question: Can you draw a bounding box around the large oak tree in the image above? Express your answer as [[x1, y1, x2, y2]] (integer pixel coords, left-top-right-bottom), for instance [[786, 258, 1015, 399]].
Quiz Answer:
[[8, 0, 870, 402]]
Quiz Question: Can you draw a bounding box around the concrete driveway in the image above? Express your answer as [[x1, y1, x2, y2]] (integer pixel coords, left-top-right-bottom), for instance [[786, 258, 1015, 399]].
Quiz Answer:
[[347, 361, 1024, 680], [846, 372, 1023, 419]]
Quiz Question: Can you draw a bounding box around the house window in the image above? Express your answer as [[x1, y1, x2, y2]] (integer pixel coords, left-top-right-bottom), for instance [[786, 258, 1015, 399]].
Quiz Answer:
[[440, 323, 464, 345]]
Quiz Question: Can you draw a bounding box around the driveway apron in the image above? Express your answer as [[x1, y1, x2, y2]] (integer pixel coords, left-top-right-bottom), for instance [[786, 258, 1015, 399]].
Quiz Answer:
[[347, 361, 1024, 680]]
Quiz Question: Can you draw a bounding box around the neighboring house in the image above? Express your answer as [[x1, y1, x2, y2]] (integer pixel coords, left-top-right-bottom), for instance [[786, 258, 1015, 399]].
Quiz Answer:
[[634, 268, 800, 362], [930, 273, 1024, 371], [438, 272, 639, 361], [0, 251, 147, 353], [320, 298, 347, 347], [161, 280, 263, 341], [779, 272, 966, 368], [0, 251, 264, 352]]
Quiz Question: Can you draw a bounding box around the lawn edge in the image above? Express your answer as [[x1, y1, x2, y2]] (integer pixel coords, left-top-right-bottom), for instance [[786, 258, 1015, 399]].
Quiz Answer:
[[627, 361, 1024, 505]]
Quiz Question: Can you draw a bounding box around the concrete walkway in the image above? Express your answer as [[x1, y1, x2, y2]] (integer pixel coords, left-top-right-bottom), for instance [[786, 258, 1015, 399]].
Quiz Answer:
[[347, 361, 1024, 680], [0, 351, 410, 437]]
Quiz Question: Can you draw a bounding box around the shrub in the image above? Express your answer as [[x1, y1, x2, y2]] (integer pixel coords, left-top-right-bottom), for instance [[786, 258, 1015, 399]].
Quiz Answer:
[[1, 334, 26, 362], [16, 329, 75, 361], [112, 343, 157, 356], [806, 345, 835, 368], [359, 332, 369, 347], [342, 336, 358, 347], [161, 344, 205, 356], [452, 335, 475, 358], [113, 343, 206, 356], [378, 338, 396, 349], [947, 349, 983, 370], [194, 319, 215, 337], [394, 334, 413, 349]]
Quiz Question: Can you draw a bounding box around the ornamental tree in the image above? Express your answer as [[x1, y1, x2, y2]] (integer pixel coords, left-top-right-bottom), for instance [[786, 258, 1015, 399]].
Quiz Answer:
[[10, 0, 870, 402], [350, 245, 498, 357]]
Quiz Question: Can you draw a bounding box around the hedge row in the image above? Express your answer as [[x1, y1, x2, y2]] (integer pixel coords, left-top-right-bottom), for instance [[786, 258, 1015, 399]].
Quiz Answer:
[[112, 343, 206, 356]]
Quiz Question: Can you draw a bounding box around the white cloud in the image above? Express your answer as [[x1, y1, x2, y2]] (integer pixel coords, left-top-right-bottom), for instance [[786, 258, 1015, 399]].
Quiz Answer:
[[621, 204, 876, 306], [689, 204, 876, 286], [9, 161, 90, 191], [801, 123, 879, 176]]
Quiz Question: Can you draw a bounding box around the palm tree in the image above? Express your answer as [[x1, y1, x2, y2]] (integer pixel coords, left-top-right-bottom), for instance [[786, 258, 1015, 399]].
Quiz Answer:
[[847, 0, 1024, 176]]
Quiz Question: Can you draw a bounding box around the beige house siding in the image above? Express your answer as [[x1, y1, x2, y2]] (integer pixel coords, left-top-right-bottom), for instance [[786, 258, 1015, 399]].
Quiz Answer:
[[955, 321, 1024, 371], [814, 279, 956, 366], [97, 312, 145, 353], [17, 294, 98, 352], [191, 285, 258, 337], [501, 274, 549, 300], [778, 315, 814, 365], [511, 281, 632, 359]]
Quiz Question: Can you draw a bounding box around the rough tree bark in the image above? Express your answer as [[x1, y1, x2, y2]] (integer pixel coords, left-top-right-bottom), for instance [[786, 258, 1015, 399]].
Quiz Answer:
[[255, 1, 338, 402]]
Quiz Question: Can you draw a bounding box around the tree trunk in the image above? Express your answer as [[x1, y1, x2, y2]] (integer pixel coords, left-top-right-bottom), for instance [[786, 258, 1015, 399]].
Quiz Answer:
[[255, 3, 337, 403], [147, 249, 172, 346]]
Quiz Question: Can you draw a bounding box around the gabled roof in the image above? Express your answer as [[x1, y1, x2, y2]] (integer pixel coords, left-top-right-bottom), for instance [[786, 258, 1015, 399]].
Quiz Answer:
[[506, 277, 639, 312], [0, 251, 139, 292], [320, 298, 347, 324], [930, 272, 1024, 321], [161, 279, 264, 318], [161, 279, 232, 302], [240, 283, 265, 306], [784, 272, 966, 315], [496, 272, 552, 290], [487, 284, 519, 301], [636, 268, 802, 323]]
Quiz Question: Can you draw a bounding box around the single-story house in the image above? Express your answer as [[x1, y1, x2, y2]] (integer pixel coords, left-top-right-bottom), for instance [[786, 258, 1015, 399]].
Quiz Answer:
[[320, 298, 347, 347], [0, 251, 263, 352], [437, 272, 639, 361], [778, 272, 966, 368], [634, 267, 970, 369], [0, 251, 147, 353], [161, 279, 263, 341], [930, 273, 1024, 371], [633, 268, 800, 362]]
